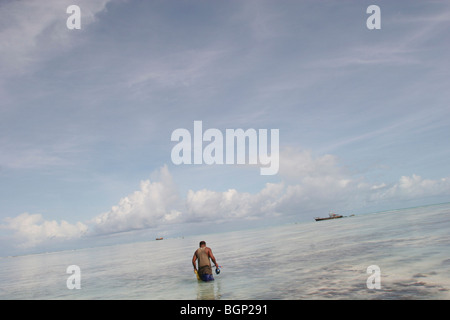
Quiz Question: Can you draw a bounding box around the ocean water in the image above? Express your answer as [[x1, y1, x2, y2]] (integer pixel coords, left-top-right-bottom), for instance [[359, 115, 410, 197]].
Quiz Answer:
[[1, 203, 449, 300]]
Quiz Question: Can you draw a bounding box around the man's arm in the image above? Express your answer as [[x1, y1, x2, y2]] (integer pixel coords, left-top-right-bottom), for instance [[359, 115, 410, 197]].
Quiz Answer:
[[208, 248, 218, 267], [192, 253, 197, 270]]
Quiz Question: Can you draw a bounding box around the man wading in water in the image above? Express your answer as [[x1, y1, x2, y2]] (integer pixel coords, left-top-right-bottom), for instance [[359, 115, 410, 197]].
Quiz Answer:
[[192, 241, 218, 282]]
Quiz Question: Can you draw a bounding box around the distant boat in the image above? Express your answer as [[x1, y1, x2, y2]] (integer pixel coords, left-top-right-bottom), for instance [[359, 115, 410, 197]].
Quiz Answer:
[[156, 237, 164, 240], [314, 212, 343, 221]]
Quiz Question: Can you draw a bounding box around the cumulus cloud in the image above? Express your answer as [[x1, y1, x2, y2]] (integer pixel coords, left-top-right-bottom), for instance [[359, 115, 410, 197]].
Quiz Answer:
[[368, 174, 450, 203], [184, 182, 285, 223], [88, 148, 450, 237], [3, 149, 450, 250], [1, 212, 88, 248], [279, 147, 347, 181], [279, 147, 353, 191], [91, 165, 183, 234], [90, 165, 285, 235]]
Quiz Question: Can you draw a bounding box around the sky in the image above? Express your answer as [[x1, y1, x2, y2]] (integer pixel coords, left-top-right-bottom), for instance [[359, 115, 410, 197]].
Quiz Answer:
[[1, 0, 450, 256]]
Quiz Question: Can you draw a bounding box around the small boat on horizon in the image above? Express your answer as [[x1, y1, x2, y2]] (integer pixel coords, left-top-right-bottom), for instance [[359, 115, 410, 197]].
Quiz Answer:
[[155, 237, 164, 240], [314, 212, 343, 221]]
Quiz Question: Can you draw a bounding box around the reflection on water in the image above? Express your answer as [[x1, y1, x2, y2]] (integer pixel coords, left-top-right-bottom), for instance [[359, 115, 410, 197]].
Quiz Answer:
[[1, 203, 449, 299], [196, 279, 222, 300]]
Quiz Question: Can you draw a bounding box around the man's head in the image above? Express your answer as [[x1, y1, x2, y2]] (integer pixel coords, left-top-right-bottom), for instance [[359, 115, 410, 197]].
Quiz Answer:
[[199, 241, 206, 247]]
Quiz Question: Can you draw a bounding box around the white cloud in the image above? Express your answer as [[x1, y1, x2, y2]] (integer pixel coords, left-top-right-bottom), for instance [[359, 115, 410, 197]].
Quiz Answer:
[[1, 212, 88, 248], [3, 150, 450, 250], [368, 174, 450, 202], [279, 147, 347, 182], [90, 165, 285, 235], [91, 148, 450, 238], [91, 164, 183, 234], [184, 182, 285, 223]]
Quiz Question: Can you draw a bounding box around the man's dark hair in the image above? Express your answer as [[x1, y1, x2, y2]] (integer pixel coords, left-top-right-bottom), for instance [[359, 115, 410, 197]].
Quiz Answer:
[[199, 241, 206, 247]]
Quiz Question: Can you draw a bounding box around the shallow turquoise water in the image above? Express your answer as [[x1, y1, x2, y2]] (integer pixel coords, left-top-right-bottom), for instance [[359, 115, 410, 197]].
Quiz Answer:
[[1, 203, 449, 299]]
